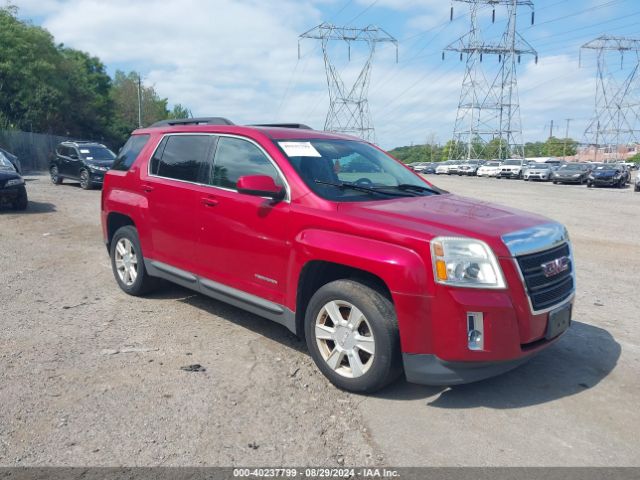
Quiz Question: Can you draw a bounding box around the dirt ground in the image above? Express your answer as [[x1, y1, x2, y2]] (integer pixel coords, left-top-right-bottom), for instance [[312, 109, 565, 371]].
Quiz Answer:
[[0, 173, 638, 467]]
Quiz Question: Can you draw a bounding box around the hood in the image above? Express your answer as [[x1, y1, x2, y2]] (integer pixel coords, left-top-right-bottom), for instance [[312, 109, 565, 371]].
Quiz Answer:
[[337, 194, 552, 257], [85, 160, 114, 168]]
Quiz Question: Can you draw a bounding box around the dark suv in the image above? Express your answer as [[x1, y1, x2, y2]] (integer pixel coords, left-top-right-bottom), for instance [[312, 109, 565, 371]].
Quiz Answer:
[[0, 152, 27, 210], [50, 141, 116, 189]]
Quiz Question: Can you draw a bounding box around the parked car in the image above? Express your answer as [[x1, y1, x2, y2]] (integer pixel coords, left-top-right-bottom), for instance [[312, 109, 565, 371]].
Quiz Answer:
[[587, 164, 630, 188], [419, 163, 438, 174], [551, 163, 590, 184], [523, 163, 553, 181], [0, 152, 28, 210], [435, 160, 454, 175], [476, 160, 501, 177], [102, 118, 575, 393], [457, 159, 482, 176], [497, 159, 526, 179], [50, 141, 116, 189], [0, 147, 22, 174], [447, 160, 464, 175]]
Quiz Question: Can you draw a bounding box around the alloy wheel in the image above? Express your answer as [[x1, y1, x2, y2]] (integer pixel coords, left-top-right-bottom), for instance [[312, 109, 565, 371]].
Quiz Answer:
[[314, 300, 375, 379], [114, 238, 138, 286], [80, 170, 89, 189]]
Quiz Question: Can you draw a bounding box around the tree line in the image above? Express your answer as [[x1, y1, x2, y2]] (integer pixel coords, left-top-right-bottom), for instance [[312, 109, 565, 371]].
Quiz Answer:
[[389, 136, 579, 164], [0, 6, 191, 149]]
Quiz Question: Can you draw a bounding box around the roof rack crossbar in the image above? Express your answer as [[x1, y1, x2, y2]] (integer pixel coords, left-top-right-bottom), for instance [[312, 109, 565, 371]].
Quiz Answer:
[[150, 117, 234, 128], [250, 123, 313, 130]]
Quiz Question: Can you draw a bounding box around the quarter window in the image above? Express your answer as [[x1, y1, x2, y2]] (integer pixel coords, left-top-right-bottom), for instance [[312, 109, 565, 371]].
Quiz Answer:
[[152, 135, 213, 183], [212, 137, 281, 189], [112, 134, 150, 171]]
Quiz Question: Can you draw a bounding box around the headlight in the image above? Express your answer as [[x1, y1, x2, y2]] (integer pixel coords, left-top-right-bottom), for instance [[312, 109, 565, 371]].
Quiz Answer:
[[572, 174, 580, 177], [89, 165, 108, 172], [5, 178, 24, 187], [431, 237, 506, 289]]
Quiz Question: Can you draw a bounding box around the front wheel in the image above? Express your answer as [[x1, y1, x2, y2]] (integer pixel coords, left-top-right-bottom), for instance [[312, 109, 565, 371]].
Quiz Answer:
[[305, 279, 402, 393], [79, 169, 93, 190], [110, 226, 160, 296]]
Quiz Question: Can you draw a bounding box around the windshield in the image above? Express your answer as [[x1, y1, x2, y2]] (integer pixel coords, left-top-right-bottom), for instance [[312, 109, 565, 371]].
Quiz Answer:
[[504, 159, 522, 165], [78, 146, 116, 161], [531, 164, 550, 169], [560, 164, 584, 171], [0, 154, 16, 171], [277, 139, 439, 202], [483, 162, 500, 167]]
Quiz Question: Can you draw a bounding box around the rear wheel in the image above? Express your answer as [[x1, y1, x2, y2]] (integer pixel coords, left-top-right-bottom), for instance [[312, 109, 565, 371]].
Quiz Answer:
[[305, 279, 402, 393], [50, 166, 63, 185], [79, 169, 93, 190], [110, 226, 160, 296], [12, 186, 28, 211]]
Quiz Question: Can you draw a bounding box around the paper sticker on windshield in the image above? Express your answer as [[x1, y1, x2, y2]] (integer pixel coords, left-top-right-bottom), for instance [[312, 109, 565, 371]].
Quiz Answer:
[[80, 149, 90, 154], [86, 157, 94, 160], [278, 142, 321, 157]]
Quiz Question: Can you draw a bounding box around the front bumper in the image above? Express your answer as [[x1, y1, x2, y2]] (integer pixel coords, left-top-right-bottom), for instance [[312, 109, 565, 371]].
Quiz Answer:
[[590, 177, 619, 186], [0, 186, 22, 202], [526, 173, 550, 181], [403, 352, 535, 385], [554, 176, 583, 183], [498, 171, 521, 178]]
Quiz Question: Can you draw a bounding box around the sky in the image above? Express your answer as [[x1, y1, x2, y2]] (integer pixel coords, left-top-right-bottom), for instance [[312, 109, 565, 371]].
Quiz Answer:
[[8, 0, 640, 149]]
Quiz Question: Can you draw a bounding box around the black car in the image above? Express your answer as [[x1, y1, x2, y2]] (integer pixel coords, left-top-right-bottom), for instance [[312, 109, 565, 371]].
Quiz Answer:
[[587, 164, 630, 188], [0, 147, 21, 174], [50, 141, 116, 189], [551, 163, 590, 184], [0, 152, 27, 210]]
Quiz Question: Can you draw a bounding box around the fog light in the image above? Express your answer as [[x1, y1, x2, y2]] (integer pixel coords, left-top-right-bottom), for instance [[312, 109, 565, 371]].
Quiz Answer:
[[467, 312, 484, 351]]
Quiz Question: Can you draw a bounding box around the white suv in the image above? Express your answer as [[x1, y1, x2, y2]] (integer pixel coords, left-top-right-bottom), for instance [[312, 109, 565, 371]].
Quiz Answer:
[[497, 159, 526, 179]]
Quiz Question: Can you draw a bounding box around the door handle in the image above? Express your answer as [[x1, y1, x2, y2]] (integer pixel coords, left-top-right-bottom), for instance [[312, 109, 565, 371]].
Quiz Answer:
[[142, 184, 155, 193], [202, 196, 218, 207]]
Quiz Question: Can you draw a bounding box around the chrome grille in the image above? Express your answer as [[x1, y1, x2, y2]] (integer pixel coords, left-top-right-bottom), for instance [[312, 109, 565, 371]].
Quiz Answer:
[[516, 243, 574, 312]]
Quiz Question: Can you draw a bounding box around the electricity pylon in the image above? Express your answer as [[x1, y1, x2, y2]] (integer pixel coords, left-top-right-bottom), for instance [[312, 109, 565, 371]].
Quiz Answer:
[[581, 35, 640, 161], [299, 23, 398, 142], [444, 0, 537, 160]]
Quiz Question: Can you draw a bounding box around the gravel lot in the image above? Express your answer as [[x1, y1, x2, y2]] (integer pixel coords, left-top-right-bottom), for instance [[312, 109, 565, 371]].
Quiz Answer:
[[0, 173, 638, 467]]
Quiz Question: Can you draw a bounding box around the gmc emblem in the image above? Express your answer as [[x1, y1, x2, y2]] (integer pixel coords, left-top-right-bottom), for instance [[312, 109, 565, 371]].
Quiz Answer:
[[541, 256, 570, 278]]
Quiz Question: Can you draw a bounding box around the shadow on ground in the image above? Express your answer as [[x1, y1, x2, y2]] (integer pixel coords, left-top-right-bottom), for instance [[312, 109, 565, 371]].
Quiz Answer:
[[147, 284, 307, 354], [145, 284, 620, 408], [0, 200, 56, 214], [374, 321, 620, 408]]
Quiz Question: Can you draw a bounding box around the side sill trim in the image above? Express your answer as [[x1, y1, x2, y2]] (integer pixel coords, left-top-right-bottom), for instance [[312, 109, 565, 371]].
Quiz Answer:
[[144, 259, 295, 334]]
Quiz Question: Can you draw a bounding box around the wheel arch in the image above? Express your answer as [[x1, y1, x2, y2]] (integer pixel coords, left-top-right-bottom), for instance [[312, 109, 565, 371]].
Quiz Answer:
[[106, 212, 136, 251]]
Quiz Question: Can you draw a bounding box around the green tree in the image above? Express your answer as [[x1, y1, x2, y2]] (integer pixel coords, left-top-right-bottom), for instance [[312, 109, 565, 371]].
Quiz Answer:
[[169, 104, 193, 119], [110, 70, 170, 145], [524, 141, 545, 157], [542, 136, 578, 157]]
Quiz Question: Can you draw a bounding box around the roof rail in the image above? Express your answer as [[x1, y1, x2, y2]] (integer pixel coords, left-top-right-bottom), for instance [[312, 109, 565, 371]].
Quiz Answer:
[[150, 117, 234, 127], [250, 123, 313, 130]]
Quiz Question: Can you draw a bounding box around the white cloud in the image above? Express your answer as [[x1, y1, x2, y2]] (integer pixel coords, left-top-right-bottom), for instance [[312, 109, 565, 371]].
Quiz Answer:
[[9, 0, 604, 149]]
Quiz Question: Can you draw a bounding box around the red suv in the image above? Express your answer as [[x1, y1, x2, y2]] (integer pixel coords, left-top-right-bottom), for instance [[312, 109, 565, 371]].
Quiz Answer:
[[101, 118, 575, 393]]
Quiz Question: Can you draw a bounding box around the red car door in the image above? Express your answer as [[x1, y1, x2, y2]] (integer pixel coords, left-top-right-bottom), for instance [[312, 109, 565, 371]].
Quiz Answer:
[[141, 134, 216, 274], [195, 135, 291, 307]]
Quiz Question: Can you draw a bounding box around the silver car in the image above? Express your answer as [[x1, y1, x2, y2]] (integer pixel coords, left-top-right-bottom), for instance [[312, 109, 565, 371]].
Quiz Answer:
[[524, 163, 553, 181]]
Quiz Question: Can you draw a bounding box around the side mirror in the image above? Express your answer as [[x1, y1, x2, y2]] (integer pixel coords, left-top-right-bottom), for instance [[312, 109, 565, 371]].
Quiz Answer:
[[237, 175, 285, 200]]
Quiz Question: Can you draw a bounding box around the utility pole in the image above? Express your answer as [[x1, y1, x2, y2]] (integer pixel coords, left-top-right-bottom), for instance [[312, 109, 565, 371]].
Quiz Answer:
[[137, 73, 143, 129], [549, 119, 554, 139], [299, 23, 398, 142], [563, 118, 572, 160], [444, 0, 537, 160], [581, 35, 640, 162]]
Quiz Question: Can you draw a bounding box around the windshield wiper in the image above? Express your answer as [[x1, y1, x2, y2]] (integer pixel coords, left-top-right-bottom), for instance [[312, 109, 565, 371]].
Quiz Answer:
[[394, 183, 442, 195], [314, 180, 409, 197]]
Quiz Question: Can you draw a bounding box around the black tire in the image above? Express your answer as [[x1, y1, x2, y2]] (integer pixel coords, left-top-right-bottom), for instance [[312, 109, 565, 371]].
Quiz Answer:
[[552, 181, 558, 184], [79, 169, 93, 190], [635, 185, 640, 192], [587, 181, 593, 188], [304, 279, 402, 393], [110, 226, 160, 296], [50, 166, 63, 185], [12, 186, 28, 211]]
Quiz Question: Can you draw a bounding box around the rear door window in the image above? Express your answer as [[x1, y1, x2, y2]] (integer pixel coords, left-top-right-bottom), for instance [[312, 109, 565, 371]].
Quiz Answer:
[[112, 134, 151, 171], [152, 135, 214, 183]]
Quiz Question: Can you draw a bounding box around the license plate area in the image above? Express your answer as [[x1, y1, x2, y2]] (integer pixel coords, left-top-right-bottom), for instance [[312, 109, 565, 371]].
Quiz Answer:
[[546, 304, 572, 340]]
